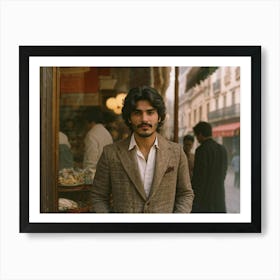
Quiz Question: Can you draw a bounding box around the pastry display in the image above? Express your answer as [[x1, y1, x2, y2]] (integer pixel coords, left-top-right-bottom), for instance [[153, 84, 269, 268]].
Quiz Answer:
[[58, 198, 78, 211], [58, 168, 96, 186]]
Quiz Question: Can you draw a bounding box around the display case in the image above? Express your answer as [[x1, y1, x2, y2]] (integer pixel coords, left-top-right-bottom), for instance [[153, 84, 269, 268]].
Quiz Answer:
[[58, 184, 92, 213]]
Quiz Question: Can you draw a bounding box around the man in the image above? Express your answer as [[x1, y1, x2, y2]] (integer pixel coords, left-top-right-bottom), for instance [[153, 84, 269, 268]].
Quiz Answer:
[[91, 86, 194, 213], [191, 121, 228, 213], [59, 131, 74, 170], [183, 134, 195, 179], [83, 107, 113, 169], [231, 153, 240, 188]]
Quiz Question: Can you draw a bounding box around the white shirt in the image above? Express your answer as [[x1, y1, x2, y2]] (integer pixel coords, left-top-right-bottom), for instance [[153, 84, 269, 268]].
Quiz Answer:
[[129, 134, 159, 198], [83, 124, 113, 169], [59, 131, 71, 148]]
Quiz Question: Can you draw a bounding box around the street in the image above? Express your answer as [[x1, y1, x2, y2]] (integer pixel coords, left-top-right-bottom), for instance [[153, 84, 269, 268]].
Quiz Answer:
[[225, 167, 240, 213]]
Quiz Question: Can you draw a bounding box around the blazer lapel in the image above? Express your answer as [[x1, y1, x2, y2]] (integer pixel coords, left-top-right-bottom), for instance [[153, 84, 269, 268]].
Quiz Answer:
[[117, 138, 147, 201], [149, 134, 171, 198]]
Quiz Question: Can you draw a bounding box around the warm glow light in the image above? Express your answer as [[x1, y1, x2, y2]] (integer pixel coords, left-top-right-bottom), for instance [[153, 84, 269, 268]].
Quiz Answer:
[[106, 97, 117, 110], [106, 93, 127, 115], [116, 93, 127, 105]]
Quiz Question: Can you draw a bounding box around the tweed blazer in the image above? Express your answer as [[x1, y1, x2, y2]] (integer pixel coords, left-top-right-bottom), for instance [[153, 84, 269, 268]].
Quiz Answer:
[[91, 133, 194, 213]]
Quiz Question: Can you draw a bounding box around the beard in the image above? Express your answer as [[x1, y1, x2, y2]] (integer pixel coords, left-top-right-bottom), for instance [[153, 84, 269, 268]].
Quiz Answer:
[[132, 122, 157, 138], [136, 131, 154, 138]]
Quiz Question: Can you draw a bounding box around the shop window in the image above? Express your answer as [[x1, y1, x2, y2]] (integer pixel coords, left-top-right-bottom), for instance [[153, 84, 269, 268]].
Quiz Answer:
[[41, 66, 175, 212]]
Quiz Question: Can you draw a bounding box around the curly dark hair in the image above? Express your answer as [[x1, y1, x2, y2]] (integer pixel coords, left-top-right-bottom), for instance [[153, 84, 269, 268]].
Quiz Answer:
[[84, 106, 104, 124], [122, 86, 166, 131], [183, 134, 194, 143]]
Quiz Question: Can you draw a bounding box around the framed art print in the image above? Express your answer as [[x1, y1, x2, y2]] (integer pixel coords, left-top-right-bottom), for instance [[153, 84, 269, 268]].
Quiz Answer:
[[19, 45, 261, 233]]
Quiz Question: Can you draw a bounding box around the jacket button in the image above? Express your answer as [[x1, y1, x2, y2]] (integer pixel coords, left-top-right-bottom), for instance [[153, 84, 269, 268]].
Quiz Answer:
[[144, 203, 149, 213]]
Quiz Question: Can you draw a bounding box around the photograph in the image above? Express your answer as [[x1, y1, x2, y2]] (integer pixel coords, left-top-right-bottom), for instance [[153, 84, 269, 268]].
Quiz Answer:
[[20, 46, 261, 233], [2, 1, 278, 279]]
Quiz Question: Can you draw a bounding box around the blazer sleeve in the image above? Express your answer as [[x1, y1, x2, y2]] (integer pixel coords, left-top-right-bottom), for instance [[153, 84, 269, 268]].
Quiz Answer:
[[174, 146, 194, 213], [90, 147, 112, 213]]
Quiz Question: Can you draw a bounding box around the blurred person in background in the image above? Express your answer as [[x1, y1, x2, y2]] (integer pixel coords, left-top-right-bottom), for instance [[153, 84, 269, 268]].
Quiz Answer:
[[192, 121, 228, 213], [83, 106, 113, 170], [231, 152, 240, 188], [183, 134, 195, 179], [59, 131, 74, 170]]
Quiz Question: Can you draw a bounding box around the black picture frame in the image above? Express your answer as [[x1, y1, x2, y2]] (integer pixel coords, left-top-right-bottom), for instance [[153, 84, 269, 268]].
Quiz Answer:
[[20, 45, 261, 233]]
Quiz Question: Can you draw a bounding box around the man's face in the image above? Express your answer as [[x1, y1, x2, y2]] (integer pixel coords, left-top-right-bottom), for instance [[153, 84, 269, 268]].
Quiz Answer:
[[129, 100, 160, 138], [183, 140, 194, 154]]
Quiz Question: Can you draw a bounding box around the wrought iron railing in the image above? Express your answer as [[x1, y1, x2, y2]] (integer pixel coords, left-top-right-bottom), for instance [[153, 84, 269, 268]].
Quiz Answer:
[[208, 104, 240, 122]]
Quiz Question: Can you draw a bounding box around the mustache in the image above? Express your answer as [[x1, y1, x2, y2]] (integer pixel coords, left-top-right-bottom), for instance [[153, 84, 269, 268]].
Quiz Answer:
[[137, 122, 153, 128]]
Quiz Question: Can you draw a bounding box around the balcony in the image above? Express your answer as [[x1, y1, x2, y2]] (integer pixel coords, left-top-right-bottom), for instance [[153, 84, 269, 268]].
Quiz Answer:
[[208, 104, 240, 122]]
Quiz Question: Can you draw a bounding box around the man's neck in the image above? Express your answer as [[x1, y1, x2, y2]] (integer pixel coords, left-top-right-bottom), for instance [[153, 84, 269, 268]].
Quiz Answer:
[[134, 133, 157, 151], [201, 136, 212, 143]]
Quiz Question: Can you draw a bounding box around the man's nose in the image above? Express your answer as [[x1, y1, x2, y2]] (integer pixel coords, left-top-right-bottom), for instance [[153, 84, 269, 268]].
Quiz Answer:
[[141, 112, 149, 122]]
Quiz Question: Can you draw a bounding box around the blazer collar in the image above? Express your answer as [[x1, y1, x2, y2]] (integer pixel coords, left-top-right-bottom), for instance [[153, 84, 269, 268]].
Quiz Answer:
[[116, 137, 147, 200], [128, 133, 159, 151]]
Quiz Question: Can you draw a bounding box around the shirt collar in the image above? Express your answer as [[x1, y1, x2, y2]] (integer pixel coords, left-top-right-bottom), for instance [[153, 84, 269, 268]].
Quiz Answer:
[[128, 133, 159, 151]]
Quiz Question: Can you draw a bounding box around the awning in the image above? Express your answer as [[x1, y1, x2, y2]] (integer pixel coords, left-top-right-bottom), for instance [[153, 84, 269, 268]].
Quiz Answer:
[[212, 122, 240, 137], [186, 67, 218, 91]]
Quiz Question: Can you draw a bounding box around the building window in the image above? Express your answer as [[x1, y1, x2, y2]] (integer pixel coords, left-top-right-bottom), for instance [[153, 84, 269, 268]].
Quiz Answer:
[[223, 95, 227, 107], [213, 79, 221, 94], [213, 68, 221, 94], [199, 106, 202, 121], [235, 67, 240, 80], [232, 90, 235, 105], [224, 67, 231, 85], [215, 98, 219, 110]]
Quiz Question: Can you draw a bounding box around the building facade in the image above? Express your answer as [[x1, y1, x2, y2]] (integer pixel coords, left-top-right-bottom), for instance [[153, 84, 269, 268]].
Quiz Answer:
[[178, 66, 240, 160]]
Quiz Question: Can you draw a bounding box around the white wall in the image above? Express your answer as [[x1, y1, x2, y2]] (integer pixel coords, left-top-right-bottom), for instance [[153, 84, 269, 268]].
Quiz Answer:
[[0, 0, 279, 279]]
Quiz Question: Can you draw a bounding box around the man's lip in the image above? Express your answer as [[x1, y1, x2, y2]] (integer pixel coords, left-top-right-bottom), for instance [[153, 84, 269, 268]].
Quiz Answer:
[[139, 125, 151, 128]]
